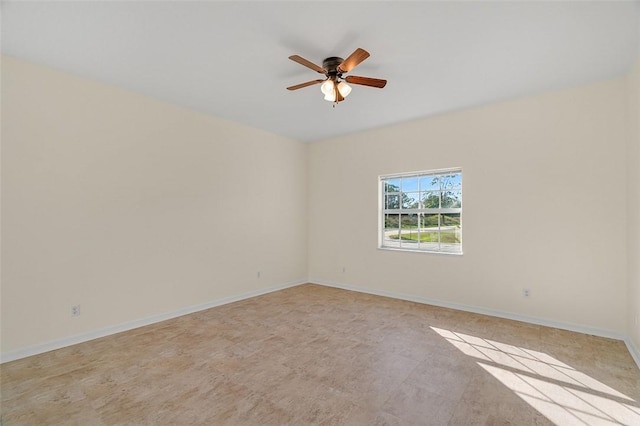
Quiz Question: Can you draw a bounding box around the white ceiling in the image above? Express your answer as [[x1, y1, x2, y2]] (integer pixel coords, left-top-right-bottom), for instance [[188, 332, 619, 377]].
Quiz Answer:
[[2, 1, 639, 143]]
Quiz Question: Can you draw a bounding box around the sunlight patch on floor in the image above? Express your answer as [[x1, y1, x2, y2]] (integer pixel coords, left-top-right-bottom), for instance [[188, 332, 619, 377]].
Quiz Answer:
[[431, 327, 640, 425]]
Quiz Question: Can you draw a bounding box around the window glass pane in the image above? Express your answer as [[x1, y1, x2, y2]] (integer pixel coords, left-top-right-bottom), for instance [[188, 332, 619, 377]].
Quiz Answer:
[[441, 190, 462, 208], [441, 212, 461, 228], [418, 213, 440, 251], [422, 191, 440, 208], [401, 177, 419, 192], [385, 194, 400, 210], [421, 213, 439, 228], [420, 176, 440, 191], [383, 214, 401, 248], [399, 214, 419, 248], [385, 213, 400, 229], [384, 179, 400, 192], [440, 213, 462, 252], [401, 213, 419, 230], [384, 179, 401, 193], [402, 192, 420, 209], [440, 173, 462, 190]]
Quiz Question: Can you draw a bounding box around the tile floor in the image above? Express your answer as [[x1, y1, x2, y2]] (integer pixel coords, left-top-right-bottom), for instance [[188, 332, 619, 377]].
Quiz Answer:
[[1, 284, 639, 425]]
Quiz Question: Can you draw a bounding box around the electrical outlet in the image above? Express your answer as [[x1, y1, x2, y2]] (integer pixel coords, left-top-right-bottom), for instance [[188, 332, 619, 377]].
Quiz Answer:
[[71, 305, 81, 317], [523, 289, 530, 298], [342, 266, 346, 273], [257, 271, 261, 278]]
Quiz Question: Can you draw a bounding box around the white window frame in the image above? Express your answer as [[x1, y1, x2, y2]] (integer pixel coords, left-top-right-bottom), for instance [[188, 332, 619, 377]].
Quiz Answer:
[[379, 168, 463, 254]]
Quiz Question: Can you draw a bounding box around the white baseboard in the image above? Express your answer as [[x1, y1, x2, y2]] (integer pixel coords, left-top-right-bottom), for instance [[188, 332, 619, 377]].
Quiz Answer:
[[0, 279, 306, 364], [625, 338, 640, 369], [310, 278, 628, 342]]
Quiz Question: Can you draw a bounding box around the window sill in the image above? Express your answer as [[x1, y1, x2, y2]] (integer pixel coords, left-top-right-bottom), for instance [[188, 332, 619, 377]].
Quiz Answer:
[[377, 246, 463, 256]]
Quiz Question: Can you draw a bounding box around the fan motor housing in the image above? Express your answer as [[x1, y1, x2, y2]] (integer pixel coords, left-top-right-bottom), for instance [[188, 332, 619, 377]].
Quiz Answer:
[[323, 57, 344, 75]]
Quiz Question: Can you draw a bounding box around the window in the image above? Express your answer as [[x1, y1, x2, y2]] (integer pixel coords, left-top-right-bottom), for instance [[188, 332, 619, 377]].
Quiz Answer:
[[380, 169, 462, 254]]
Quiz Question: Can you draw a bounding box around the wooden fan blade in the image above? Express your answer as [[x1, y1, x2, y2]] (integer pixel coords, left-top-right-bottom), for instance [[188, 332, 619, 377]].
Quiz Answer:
[[289, 55, 326, 74], [286, 79, 325, 91], [344, 75, 387, 88], [337, 48, 370, 73]]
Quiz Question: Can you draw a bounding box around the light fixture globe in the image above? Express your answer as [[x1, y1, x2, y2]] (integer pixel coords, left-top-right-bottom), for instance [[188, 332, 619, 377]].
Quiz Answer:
[[320, 79, 335, 96], [337, 81, 351, 98]]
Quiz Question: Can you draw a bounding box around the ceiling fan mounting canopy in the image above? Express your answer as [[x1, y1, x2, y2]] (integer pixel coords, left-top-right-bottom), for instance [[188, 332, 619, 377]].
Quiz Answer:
[[286, 47, 387, 104], [322, 57, 344, 76]]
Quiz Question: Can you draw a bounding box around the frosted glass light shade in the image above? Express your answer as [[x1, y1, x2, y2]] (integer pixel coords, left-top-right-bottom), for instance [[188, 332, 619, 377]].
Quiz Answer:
[[337, 82, 352, 97], [320, 80, 335, 96]]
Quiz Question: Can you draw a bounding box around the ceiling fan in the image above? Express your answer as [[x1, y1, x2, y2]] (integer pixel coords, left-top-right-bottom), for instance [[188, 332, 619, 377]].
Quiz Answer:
[[286, 47, 387, 104]]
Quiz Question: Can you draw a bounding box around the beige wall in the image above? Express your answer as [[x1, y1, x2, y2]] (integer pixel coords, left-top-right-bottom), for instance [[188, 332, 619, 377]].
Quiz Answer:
[[1, 56, 308, 354], [308, 77, 629, 335], [628, 59, 640, 350], [2, 54, 638, 359]]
